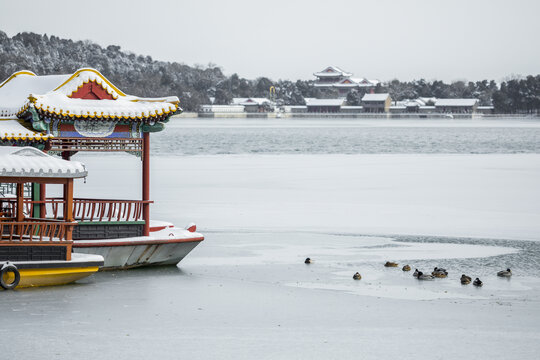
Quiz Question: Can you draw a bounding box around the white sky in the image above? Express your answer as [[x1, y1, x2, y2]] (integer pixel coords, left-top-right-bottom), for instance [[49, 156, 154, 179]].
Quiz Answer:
[[0, 0, 539, 82]]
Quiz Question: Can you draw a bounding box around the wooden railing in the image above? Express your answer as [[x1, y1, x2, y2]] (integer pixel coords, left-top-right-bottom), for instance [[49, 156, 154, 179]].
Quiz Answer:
[[0, 198, 152, 222], [0, 218, 75, 243]]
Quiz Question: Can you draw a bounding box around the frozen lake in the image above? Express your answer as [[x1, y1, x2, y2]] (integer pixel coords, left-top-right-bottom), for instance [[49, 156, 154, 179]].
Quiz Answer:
[[154, 117, 540, 155], [3, 118, 540, 359]]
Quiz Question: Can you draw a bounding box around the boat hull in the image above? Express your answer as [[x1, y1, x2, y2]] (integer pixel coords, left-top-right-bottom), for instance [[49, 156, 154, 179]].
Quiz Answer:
[[72, 225, 204, 270], [1, 253, 104, 289]]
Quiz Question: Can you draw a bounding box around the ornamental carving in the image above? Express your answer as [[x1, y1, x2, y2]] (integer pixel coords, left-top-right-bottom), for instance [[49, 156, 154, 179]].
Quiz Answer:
[[74, 120, 117, 137]]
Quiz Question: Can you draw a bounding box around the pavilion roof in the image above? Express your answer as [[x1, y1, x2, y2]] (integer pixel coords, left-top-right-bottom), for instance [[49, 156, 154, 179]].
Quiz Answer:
[[0, 68, 179, 122], [313, 66, 352, 77], [334, 77, 380, 87], [0, 146, 86, 178]]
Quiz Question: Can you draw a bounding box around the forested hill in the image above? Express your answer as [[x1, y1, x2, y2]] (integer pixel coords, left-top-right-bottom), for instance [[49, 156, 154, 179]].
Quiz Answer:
[[0, 31, 230, 111], [1, 31, 539, 113]]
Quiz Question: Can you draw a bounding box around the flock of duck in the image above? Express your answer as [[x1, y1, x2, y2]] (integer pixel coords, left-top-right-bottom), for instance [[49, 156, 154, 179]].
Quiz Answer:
[[304, 258, 513, 286]]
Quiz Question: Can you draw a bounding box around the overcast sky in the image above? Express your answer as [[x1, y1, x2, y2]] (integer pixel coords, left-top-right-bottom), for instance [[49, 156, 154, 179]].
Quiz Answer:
[[1, 0, 539, 82]]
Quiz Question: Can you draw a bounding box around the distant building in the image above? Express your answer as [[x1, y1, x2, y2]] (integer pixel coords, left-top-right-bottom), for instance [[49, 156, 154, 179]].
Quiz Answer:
[[313, 66, 379, 94], [313, 66, 352, 88], [477, 105, 494, 114], [361, 93, 392, 113], [199, 105, 245, 114], [340, 105, 364, 114], [306, 98, 346, 113], [232, 98, 275, 113], [434, 99, 478, 113]]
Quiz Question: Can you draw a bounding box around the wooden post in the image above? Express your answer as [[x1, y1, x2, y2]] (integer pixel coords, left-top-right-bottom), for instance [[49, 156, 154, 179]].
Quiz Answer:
[[16, 183, 24, 222], [63, 179, 74, 260], [16, 182, 24, 239], [40, 183, 46, 218], [142, 131, 150, 236]]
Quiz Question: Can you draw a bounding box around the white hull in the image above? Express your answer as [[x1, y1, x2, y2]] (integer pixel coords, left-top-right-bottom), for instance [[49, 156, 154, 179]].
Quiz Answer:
[[73, 223, 203, 270]]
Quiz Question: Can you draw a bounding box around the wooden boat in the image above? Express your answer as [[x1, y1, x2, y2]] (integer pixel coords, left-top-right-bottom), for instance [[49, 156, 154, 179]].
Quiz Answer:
[[0, 147, 103, 289], [0, 68, 204, 270]]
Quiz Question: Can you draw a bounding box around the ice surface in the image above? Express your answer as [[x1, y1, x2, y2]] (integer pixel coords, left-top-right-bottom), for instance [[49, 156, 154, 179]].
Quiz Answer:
[[4, 119, 540, 359]]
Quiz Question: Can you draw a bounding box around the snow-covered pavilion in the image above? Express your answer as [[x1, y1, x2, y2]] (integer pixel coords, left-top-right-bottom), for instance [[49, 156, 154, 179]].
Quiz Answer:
[[0, 68, 181, 236]]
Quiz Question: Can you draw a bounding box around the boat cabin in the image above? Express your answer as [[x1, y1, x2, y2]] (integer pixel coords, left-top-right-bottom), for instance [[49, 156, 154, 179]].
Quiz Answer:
[[0, 147, 86, 261]]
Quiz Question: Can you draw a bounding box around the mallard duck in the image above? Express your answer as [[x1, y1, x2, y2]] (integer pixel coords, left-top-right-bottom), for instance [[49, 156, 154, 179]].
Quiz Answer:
[[417, 271, 434, 280], [413, 269, 420, 278], [402, 265, 411, 271], [304, 257, 311, 264], [497, 268, 512, 277], [460, 274, 472, 284], [434, 267, 447, 273], [384, 261, 398, 267], [473, 278, 483, 287], [432, 271, 448, 278], [353, 272, 362, 280]]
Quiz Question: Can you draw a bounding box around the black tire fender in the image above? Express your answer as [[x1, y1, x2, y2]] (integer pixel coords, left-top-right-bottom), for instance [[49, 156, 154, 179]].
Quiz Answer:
[[1, 263, 20, 290]]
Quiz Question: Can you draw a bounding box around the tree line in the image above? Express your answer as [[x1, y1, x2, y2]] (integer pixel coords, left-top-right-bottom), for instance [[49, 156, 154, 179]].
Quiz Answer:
[[0, 31, 538, 113]]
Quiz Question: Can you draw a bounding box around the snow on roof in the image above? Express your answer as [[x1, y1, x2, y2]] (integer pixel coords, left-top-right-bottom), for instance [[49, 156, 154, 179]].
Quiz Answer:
[[22, 93, 177, 120], [362, 93, 390, 102], [313, 66, 352, 77], [0, 71, 70, 118], [435, 99, 478, 107], [231, 98, 248, 105], [232, 98, 274, 106], [0, 146, 87, 178], [306, 98, 345, 107], [404, 99, 426, 107], [333, 77, 379, 88], [0, 119, 51, 141], [0, 68, 179, 120]]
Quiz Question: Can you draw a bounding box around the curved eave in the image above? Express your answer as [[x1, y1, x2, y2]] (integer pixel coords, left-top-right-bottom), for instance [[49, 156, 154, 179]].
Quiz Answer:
[[0, 119, 52, 141]]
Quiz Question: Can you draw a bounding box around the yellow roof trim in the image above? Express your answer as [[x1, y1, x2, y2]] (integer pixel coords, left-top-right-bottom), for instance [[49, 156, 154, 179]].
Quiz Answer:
[[0, 70, 37, 89], [26, 103, 175, 120], [53, 68, 127, 97]]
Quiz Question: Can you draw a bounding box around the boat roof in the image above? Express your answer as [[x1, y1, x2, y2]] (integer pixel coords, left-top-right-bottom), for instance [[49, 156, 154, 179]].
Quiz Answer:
[[0, 68, 179, 121], [0, 146, 87, 179]]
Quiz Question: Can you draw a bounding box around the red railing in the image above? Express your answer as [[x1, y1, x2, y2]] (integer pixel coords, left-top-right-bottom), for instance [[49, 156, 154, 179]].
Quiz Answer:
[[0, 218, 75, 243], [0, 198, 152, 222]]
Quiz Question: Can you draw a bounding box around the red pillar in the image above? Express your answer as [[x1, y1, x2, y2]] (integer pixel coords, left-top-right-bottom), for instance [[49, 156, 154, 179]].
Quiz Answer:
[[142, 132, 150, 236], [16, 183, 24, 222], [39, 183, 46, 218]]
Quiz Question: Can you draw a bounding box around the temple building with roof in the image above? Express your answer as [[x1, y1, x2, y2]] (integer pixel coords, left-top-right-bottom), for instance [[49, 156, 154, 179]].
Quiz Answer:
[[313, 66, 380, 94], [361, 93, 392, 113]]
